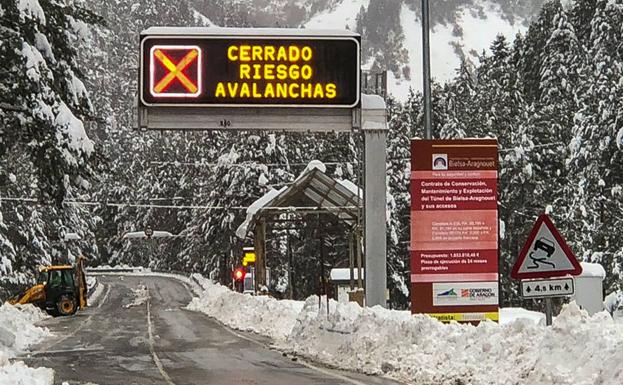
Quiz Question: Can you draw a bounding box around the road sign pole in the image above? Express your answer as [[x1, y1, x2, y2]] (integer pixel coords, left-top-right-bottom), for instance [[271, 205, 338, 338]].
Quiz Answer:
[[545, 298, 553, 326], [421, 0, 432, 139]]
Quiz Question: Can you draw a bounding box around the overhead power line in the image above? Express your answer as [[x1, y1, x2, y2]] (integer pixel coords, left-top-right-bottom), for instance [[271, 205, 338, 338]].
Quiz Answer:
[[148, 160, 360, 167], [0, 197, 359, 211]]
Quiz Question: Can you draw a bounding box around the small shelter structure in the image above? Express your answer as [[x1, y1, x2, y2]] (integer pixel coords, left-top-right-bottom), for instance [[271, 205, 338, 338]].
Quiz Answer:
[[236, 161, 363, 297]]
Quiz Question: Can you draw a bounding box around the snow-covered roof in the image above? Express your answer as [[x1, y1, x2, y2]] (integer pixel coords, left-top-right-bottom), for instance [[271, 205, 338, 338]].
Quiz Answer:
[[236, 160, 362, 239], [235, 186, 287, 239], [142, 27, 359, 38], [579, 262, 606, 279], [330, 268, 364, 282]]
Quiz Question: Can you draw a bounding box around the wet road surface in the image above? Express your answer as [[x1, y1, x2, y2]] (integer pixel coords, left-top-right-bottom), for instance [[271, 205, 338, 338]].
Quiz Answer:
[[24, 275, 400, 385]]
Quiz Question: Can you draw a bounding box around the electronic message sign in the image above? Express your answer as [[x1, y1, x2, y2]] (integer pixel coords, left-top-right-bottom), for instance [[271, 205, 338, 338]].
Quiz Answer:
[[140, 31, 360, 108]]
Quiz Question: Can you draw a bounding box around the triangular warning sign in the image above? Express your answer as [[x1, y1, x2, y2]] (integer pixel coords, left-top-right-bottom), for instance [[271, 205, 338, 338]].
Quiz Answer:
[[511, 214, 582, 280]]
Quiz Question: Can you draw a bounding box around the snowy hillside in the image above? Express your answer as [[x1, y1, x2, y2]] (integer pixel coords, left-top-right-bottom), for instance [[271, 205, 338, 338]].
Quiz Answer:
[[302, 0, 539, 99], [193, 0, 545, 99], [392, 1, 531, 99]]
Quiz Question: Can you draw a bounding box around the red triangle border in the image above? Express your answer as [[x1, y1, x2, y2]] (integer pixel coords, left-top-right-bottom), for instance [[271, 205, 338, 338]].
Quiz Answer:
[[511, 214, 583, 280]]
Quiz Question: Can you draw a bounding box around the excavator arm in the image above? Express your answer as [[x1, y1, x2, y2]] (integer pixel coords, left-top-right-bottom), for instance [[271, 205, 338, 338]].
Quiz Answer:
[[7, 284, 46, 306], [76, 255, 88, 309]]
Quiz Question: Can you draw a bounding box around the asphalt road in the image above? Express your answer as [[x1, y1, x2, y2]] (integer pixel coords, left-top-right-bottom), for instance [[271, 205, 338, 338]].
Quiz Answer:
[[25, 275, 400, 385]]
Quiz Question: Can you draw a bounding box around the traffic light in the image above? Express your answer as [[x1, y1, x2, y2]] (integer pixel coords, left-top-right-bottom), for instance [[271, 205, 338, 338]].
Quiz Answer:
[[233, 267, 246, 282]]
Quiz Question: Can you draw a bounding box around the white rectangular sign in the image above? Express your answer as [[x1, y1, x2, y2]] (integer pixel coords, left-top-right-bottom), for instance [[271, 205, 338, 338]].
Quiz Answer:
[[432, 282, 499, 306], [520, 277, 574, 299]]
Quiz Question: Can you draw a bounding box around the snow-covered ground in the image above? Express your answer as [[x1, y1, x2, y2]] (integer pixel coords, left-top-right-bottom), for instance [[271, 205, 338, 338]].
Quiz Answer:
[[187, 274, 303, 340], [0, 304, 54, 385], [187, 276, 623, 385], [124, 285, 149, 308]]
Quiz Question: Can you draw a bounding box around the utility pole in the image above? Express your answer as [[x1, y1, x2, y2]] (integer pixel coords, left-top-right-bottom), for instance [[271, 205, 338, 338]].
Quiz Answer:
[[422, 0, 433, 139], [287, 232, 294, 300]]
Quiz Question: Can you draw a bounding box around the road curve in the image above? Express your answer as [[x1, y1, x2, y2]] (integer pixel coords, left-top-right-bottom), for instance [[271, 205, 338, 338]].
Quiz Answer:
[[24, 275, 400, 385]]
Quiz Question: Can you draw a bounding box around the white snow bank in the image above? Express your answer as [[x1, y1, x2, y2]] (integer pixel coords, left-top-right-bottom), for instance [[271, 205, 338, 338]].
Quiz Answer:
[[0, 304, 50, 355], [0, 304, 54, 385], [604, 290, 623, 321], [0, 355, 53, 385], [187, 276, 303, 340], [186, 277, 623, 385], [284, 300, 623, 385], [499, 307, 545, 325], [87, 264, 149, 272]]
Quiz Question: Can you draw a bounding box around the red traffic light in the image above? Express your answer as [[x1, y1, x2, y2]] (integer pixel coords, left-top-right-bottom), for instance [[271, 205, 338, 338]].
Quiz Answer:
[[233, 268, 246, 281]]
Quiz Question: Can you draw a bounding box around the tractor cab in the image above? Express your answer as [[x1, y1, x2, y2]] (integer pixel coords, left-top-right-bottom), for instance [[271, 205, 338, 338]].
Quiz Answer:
[[40, 265, 81, 315]]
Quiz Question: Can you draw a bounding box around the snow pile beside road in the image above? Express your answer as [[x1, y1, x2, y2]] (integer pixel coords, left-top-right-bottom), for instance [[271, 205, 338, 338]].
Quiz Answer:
[[0, 304, 50, 354], [187, 277, 303, 340], [0, 353, 53, 385], [187, 278, 623, 385], [0, 304, 54, 385], [499, 307, 545, 325], [284, 299, 623, 385]]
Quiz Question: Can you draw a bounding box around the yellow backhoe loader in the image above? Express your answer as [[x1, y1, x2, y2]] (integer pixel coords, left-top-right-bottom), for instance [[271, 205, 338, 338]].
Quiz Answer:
[[7, 256, 88, 316]]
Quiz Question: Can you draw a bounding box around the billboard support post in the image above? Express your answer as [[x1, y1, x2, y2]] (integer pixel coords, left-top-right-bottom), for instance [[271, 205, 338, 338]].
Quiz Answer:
[[362, 95, 388, 308]]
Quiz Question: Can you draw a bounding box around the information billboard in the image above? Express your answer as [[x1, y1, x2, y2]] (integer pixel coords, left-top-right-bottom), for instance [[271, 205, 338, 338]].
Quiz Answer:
[[410, 139, 499, 322], [139, 30, 360, 108]]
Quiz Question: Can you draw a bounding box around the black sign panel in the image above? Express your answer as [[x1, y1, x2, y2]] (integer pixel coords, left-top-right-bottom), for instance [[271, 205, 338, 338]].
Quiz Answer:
[[140, 35, 360, 108]]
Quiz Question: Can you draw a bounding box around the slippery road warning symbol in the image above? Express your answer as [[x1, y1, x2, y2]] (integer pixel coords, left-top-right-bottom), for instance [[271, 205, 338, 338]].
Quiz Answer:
[[150, 45, 201, 97], [511, 214, 582, 279]]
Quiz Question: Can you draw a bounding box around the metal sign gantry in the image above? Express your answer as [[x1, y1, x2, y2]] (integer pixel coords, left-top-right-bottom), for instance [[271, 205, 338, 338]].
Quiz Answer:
[[137, 27, 388, 307]]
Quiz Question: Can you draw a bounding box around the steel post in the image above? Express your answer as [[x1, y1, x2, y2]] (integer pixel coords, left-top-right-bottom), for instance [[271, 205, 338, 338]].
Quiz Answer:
[[363, 129, 388, 307], [422, 0, 432, 139]]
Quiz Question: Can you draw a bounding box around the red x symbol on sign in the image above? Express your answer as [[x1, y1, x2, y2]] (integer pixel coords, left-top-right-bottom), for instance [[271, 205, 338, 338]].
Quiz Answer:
[[150, 45, 202, 97]]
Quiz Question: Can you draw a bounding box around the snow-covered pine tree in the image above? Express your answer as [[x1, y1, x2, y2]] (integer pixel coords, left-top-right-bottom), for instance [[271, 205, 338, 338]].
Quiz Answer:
[[385, 94, 422, 308], [438, 60, 476, 139], [531, 1, 584, 240], [567, 0, 623, 292], [0, 0, 101, 203], [519, 0, 561, 105], [0, 0, 102, 298]]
